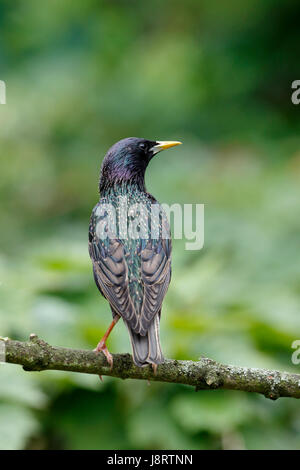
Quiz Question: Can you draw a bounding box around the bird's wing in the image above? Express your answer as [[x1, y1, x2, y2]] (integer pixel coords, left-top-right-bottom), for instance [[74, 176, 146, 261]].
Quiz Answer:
[[140, 236, 171, 335], [89, 203, 171, 335], [89, 237, 139, 331]]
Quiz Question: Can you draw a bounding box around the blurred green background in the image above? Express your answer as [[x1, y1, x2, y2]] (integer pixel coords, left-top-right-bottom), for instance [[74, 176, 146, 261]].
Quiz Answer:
[[1, 0, 300, 450]]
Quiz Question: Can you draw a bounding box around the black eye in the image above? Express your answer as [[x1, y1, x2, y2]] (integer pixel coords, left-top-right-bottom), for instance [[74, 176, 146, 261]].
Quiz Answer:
[[139, 143, 146, 151]]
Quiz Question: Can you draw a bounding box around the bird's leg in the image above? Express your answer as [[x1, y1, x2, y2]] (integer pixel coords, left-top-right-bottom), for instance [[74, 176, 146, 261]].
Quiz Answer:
[[94, 316, 120, 371]]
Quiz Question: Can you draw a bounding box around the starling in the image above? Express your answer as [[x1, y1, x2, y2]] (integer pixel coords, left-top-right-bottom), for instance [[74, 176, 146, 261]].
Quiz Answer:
[[88, 137, 182, 369]]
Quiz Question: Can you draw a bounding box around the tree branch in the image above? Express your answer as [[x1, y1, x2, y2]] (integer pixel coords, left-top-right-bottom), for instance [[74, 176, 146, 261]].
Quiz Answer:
[[1, 334, 300, 400]]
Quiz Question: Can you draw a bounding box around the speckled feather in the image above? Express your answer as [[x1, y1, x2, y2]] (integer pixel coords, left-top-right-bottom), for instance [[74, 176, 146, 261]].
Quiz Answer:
[[89, 183, 171, 335]]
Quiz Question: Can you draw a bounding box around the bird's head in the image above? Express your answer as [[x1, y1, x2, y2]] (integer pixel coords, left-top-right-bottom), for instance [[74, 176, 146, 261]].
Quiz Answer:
[[99, 137, 182, 193]]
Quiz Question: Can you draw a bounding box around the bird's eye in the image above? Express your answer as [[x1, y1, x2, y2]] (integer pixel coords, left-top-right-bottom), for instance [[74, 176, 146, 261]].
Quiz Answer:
[[139, 143, 146, 151]]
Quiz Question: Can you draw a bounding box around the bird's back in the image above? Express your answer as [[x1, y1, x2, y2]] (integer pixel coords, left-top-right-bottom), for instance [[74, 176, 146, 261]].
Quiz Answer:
[[89, 185, 172, 333]]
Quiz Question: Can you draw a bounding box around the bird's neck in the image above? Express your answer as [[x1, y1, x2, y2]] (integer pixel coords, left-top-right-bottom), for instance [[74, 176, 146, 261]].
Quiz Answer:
[[99, 172, 146, 197]]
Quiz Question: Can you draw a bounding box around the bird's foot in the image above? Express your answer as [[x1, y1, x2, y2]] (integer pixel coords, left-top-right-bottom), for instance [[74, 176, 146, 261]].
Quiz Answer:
[[152, 363, 158, 375], [94, 340, 113, 370]]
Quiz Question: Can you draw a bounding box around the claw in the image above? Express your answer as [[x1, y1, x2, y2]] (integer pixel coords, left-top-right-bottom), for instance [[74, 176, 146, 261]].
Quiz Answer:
[[94, 340, 113, 370], [93, 317, 119, 381]]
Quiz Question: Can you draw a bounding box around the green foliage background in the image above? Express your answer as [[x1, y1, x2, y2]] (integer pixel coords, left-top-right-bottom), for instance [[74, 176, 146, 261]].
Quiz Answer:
[[1, 0, 300, 450]]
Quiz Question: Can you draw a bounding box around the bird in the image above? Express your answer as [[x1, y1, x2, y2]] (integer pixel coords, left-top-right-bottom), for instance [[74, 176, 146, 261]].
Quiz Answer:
[[88, 137, 182, 371]]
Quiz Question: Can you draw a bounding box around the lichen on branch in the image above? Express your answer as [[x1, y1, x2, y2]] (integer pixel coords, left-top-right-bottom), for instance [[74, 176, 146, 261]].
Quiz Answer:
[[1, 334, 300, 400]]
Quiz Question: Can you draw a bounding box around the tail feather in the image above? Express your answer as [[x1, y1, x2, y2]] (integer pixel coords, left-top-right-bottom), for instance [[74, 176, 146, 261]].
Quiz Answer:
[[126, 315, 164, 367]]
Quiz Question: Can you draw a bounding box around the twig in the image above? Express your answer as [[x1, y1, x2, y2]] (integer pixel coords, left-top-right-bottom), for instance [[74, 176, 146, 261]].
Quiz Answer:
[[1, 334, 300, 400]]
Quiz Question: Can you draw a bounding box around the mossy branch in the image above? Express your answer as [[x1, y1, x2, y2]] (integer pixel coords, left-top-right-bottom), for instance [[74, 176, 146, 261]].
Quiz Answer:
[[1, 334, 300, 400]]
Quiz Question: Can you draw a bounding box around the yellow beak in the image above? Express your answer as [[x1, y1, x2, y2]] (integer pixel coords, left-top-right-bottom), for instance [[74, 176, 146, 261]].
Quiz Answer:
[[152, 140, 182, 154]]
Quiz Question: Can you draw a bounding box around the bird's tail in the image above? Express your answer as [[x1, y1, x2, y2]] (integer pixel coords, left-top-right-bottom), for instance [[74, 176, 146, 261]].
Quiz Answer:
[[126, 315, 164, 367]]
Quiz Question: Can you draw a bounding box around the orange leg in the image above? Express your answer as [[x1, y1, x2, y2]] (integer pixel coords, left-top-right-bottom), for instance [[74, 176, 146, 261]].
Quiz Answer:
[[94, 316, 119, 372]]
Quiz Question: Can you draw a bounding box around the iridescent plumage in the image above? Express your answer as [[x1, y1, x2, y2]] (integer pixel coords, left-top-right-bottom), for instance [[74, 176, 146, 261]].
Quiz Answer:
[[88, 137, 181, 367]]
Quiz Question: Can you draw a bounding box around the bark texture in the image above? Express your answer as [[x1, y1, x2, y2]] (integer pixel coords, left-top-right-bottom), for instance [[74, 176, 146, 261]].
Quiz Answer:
[[1, 334, 300, 400]]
